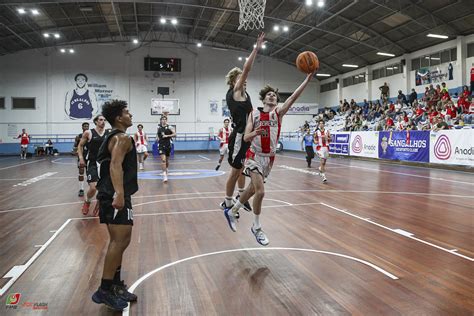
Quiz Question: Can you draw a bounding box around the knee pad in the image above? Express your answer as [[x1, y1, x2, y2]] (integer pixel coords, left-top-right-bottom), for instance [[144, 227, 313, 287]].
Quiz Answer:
[[79, 166, 85, 174], [78, 175, 84, 181]]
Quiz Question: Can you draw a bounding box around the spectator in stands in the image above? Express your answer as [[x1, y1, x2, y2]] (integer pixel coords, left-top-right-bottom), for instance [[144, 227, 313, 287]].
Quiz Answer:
[[463, 100, 474, 124], [302, 120, 310, 131], [432, 116, 449, 131], [379, 82, 389, 101], [407, 119, 417, 130], [413, 104, 425, 125], [385, 116, 394, 130], [395, 115, 406, 130], [397, 90, 409, 107], [409, 88, 417, 107], [441, 82, 448, 94]]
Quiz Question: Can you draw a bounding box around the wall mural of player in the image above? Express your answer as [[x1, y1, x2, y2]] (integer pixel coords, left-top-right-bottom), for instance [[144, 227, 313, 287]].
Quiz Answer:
[[65, 73, 99, 120]]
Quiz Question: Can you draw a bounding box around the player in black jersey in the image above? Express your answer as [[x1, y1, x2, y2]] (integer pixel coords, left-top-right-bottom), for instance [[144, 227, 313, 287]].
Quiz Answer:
[[91, 100, 138, 311], [78, 115, 109, 216], [157, 115, 176, 183], [73, 122, 89, 197], [222, 32, 265, 213]]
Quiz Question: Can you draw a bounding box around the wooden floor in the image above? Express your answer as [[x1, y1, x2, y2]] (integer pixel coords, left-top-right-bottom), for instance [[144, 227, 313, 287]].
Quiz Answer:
[[0, 153, 473, 315]]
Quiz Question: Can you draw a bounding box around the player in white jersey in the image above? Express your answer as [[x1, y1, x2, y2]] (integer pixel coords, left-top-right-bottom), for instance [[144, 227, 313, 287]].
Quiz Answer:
[[314, 120, 331, 182], [133, 124, 149, 170], [215, 118, 232, 171], [224, 71, 315, 246]]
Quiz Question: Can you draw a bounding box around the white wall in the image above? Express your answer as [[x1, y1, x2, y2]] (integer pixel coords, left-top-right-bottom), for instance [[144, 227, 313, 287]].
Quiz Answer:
[[0, 43, 317, 140]]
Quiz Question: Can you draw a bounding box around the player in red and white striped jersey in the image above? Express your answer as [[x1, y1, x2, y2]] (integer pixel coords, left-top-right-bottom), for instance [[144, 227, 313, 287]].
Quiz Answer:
[[133, 124, 149, 170], [224, 72, 315, 246], [16, 128, 30, 159], [313, 120, 331, 182], [215, 118, 232, 171]]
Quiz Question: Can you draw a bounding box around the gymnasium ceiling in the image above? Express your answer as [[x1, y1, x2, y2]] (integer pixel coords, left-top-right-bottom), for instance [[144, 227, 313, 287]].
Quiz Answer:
[[0, 0, 473, 77]]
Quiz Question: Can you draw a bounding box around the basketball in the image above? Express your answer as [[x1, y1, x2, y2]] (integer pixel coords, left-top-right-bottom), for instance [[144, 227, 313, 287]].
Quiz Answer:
[[296, 51, 319, 74]]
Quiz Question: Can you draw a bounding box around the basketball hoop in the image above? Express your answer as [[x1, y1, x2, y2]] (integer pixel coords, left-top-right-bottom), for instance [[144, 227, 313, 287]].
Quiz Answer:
[[238, 0, 266, 30]]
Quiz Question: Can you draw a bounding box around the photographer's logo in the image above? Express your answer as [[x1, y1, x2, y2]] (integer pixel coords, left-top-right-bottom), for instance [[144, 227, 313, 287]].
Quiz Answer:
[[352, 135, 362, 153], [434, 135, 451, 160], [5, 293, 21, 308]]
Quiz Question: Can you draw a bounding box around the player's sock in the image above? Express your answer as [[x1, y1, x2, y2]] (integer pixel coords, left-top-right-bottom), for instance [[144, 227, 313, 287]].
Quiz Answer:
[[225, 196, 233, 208], [253, 214, 261, 230], [231, 201, 242, 214], [113, 266, 121, 285]]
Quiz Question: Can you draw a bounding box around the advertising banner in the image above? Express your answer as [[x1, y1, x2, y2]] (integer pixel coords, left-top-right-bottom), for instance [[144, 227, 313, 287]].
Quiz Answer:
[[429, 130, 474, 166], [378, 131, 429, 162], [350, 131, 379, 158], [329, 133, 350, 156], [287, 103, 319, 115]]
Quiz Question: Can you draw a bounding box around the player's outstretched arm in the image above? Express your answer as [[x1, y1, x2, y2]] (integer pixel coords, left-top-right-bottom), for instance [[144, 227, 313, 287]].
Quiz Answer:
[[278, 72, 315, 117], [234, 32, 265, 96]]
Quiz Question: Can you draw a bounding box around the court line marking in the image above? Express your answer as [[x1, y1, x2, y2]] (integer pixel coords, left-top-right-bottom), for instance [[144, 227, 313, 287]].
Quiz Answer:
[[13, 172, 57, 187], [1, 189, 472, 214], [280, 155, 474, 185], [121, 247, 399, 315], [198, 155, 211, 161], [319, 202, 474, 262], [0, 159, 46, 171]]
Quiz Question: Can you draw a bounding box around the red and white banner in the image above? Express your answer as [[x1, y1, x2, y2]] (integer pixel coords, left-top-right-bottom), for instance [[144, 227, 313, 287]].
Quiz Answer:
[[430, 130, 474, 166], [350, 131, 379, 158]]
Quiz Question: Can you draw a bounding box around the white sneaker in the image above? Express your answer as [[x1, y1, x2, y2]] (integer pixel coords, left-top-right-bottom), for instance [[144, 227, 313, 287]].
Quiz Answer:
[[139, 163, 144, 170], [163, 172, 168, 182], [224, 208, 238, 232], [251, 226, 269, 246], [322, 174, 327, 183]]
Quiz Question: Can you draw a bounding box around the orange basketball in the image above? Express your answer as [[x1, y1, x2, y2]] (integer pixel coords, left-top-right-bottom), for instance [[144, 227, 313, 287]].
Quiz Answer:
[[296, 51, 319, 74]]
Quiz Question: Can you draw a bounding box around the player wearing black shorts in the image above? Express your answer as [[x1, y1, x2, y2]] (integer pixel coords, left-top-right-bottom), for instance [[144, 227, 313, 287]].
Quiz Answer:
[[73, 122, 89, 196], [78, 115, 109, 216], [221, 32, 265, 213], [91, 100, 138, 311], [157, 115, 175, 183]]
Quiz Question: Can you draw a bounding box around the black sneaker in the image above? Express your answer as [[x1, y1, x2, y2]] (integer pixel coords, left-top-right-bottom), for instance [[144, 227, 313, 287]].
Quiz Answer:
[[92, 287, 128, 311], [112, 281, 137, 302], [78, 189, 84, 197], [215, 164, 221, 171], [236, 194, 252, 212]]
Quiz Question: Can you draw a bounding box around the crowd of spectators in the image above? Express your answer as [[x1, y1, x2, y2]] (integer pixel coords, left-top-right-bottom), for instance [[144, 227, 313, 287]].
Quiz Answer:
[[303, 83, 473, 133]]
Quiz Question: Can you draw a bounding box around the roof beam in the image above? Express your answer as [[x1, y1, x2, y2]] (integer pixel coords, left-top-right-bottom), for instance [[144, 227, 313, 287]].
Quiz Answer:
[[110, 1, 124, 40]]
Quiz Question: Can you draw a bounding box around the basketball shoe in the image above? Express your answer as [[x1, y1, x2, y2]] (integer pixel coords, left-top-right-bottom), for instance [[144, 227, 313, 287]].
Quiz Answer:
[[92, 287, 128, 311]]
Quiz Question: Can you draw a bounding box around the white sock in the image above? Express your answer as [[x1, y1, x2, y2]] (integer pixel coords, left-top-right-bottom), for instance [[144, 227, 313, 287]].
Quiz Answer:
[[238, 188, 245, 195], [253, 214, 261, 229], [225, 196, 233, 208], [231, 201, 242, 214], [80, 180, 84, 190]]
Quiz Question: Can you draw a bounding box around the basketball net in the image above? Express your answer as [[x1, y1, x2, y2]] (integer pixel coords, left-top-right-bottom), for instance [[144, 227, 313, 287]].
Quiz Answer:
[[238, 0, 266, 30]]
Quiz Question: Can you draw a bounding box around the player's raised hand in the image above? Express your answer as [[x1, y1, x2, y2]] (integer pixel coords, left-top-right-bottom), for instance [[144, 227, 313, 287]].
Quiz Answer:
[[255, 32, 265, 50]]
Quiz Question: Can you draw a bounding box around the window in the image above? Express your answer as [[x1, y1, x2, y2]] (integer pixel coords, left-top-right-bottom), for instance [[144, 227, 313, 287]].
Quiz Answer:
[[342, 73, 365, 87], [430, 52, 441, 66], [450, 48, 457, 61], [320, 81, 337, 93], [411, 58, 420, 70], [0, 97, 4, 109], [440, 50, 450, 63], [12, 97, 35, 109], [372, 69, 380, 80], [468, 43, 474, 58]]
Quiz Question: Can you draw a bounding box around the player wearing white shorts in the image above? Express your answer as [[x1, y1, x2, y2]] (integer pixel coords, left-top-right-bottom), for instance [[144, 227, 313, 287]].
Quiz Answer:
[[224, 71, 315, 246], [215, 118, 232, 171], [133, 124, 149, 170], [314, 120, 331, 182]]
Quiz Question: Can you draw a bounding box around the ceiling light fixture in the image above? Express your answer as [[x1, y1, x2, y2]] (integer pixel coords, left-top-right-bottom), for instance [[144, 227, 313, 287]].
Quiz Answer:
[[283, 26, 289, 32], [133, 39, 139, 44], [197, 43, 202, 47], [53, 33, 60, 39], [43, 33, 50, 38], [69, 49, 75, 53], [377, 52, 395, 57], [273, 25, 280, 31], [17, 8, 26, 14], [342, 64, 358, 68], [171, 18, 178, 25], [316, 74, 331, 77], [427, 33, 448, 39], [305, 0, 313, 6], [317, 1, 325, 7], [238, 57, 243, 61], [262, 43, 267, 49], [31, 9, 39, 15], [160, 18, 166, 24], [60, 48, 66, 53]]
